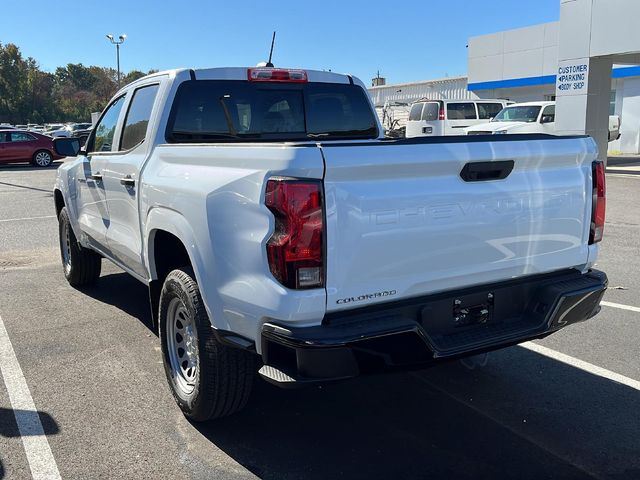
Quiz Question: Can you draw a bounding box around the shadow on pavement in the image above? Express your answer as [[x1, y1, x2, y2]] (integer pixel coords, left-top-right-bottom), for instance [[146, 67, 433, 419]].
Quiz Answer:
[[0, 162, 63, 172], [607, 156, 640, 167], [83, 271, 639, 479], [0, 407, 60, 438], [0, 408, 59, 480], [80, 271, 155, 333], [194, 347, 639, 480]]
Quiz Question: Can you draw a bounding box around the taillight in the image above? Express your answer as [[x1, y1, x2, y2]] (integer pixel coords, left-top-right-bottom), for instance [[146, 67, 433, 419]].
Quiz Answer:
[[438, 105, 445, 120], [265, 178, 324, 289], [589, 161, 606, 244], [248, 68, 308, 83]]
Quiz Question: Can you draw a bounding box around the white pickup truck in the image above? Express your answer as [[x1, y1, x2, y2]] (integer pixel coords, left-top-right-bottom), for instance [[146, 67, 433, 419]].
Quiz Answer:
[[53, 67, 608, 421]]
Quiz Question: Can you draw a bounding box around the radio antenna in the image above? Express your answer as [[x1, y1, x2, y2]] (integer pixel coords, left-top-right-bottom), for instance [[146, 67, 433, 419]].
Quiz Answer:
[[266, 31, 276, 67]]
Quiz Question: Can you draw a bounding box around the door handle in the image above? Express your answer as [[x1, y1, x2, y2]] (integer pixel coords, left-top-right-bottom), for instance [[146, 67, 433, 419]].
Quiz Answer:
[[90, 172, 103, 181], [120, 175, 135, 187]]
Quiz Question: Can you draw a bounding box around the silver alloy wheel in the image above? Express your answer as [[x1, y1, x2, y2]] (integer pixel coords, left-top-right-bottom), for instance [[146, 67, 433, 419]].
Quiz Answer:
[[35, 151, 52, 166], [61, 218, 72, 274], [166, 297, 198, 395]]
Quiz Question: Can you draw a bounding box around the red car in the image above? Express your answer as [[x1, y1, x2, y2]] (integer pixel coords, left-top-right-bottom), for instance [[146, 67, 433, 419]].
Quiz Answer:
[[0, 130, 64, 167]]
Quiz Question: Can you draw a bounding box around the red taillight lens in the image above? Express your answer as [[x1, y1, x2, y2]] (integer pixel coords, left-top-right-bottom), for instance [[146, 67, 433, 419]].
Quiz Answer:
[[438, 106, 445, 120], [265, 179, 324, 289], [248, 68, 308, 83], [590, 161, 606, 244]]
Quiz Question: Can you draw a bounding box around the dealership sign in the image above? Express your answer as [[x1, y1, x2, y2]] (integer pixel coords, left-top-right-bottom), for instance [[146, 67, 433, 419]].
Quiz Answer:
[[556, 59, 589, 96]]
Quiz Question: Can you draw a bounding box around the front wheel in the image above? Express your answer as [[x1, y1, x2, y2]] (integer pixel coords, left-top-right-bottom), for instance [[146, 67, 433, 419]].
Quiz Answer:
[[32, 150, 53, 167], [159, 268, 255, 421], [58, 207, 101, 286]]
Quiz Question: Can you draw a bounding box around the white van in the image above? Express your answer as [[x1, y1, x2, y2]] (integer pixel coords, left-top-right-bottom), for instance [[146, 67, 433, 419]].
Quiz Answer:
[[405, 99, 511, 137]]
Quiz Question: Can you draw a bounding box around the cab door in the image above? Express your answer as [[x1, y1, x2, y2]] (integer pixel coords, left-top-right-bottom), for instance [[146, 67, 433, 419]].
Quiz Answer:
[[102, 82, 161, 279], [75, 95, 127, 249], [5, 132, 37, 161]]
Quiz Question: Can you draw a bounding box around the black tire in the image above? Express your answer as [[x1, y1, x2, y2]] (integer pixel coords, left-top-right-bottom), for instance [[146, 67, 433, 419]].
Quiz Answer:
[[159, 267, 255, 421], [32, 149, 53, 167], [58, 207, 101, 286]]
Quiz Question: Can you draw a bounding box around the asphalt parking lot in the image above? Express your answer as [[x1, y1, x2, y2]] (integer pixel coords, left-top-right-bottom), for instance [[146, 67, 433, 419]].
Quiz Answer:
[[0, 160, 638, 480]]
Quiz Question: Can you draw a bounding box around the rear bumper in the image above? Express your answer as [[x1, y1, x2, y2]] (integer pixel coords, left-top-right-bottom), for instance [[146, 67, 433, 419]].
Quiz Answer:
[[259, 269, 607, 387]]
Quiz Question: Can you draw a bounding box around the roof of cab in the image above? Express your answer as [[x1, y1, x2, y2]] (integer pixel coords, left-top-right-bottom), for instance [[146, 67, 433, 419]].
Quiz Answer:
[[121, 67, 356, 93]]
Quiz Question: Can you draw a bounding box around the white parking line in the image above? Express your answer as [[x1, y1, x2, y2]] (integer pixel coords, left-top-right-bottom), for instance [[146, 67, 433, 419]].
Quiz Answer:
[[522, 342, 640, 391], [0, 215, 56, 224], [601, 300, 640, 313], [0, 315, 61, 480]]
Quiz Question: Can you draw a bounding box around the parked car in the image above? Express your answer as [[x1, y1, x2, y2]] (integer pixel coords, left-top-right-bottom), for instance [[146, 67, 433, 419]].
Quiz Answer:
[[466, 101, 622, 141], [0, 130, 64, 167], [0, 124, 16, 129], [43, 123, 65, 135], [405, 98, 512, 137], [53, 67, 607, 422], [465, 101, 556, 135], [50, 123, 93, 138]]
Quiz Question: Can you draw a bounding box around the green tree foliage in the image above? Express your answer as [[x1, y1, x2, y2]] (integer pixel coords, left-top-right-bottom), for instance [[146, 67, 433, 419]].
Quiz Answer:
[[0, 42, 156, 124]]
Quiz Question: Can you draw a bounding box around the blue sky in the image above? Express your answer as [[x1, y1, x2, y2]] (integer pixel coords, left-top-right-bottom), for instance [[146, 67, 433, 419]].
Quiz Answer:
[[1, 0, 560, 84]]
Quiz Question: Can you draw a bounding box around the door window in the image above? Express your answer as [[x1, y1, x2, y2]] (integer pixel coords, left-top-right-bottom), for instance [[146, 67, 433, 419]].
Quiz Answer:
[[408, 103, 424, 121], [9, 132, 35, 142], [120, 84, 160, 151], [421, 102, 440, 121], [446, 103, 477, 120], [541, 105, 555, 123], [477, 103, 504, 120], [89, 95, 126, 153]]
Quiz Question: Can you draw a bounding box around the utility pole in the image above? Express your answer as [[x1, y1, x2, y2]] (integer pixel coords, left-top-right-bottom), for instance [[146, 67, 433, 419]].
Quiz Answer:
[[105, 34, 127, 88]]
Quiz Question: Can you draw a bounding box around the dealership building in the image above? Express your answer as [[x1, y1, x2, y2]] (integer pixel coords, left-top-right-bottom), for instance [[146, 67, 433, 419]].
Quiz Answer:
[[369, 0, 640, 155]]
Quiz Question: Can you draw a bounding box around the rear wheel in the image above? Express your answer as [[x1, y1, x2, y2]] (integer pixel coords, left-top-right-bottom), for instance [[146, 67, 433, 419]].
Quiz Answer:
[[159, 268, 255, 421], [32, 150, 53, 167], [58, 207, 101, 286]]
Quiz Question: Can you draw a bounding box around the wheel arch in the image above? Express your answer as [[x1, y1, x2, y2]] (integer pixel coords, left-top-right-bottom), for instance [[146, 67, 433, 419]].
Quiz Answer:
[[145, 207, 209, 328], [54, 188, 65, 217]]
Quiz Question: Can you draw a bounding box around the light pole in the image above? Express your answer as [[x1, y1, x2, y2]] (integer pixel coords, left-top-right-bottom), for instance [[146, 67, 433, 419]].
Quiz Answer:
[[105, 34, 126, 88]]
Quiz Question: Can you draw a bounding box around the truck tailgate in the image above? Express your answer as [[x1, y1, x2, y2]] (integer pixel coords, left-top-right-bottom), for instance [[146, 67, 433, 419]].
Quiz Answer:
[[320, 136, 596, 312]]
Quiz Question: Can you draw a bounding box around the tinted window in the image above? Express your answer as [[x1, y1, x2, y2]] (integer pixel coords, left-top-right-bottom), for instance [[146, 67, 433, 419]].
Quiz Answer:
[[409, 103, 423, 121], [10, 132, 34, 142], [421, 102, 440, 121], [493, 106, 541, 123], [541, 105, 555, 122], [120, 84, 159, 150], [167, 80, 377, 142], [447, 103, 476, 120], [0, 133, 8, 143], [477, 103, 504, 120], [90, 95, 125, 153]]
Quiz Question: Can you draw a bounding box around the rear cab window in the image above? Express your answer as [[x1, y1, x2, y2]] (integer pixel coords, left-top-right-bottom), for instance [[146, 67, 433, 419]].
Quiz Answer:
[[166, 80, 378, 142]]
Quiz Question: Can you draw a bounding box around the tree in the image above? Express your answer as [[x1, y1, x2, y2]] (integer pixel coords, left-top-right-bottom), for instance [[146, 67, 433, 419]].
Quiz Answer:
[[0, 42, 157, 124]]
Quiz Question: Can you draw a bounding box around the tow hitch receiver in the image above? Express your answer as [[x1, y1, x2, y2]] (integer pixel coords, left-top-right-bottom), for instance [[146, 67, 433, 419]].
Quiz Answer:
[[453, 293, 494, 326]]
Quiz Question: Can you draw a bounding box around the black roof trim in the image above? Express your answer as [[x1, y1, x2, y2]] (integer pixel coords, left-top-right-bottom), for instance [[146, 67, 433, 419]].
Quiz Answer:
[[320, 133, 590, 147]]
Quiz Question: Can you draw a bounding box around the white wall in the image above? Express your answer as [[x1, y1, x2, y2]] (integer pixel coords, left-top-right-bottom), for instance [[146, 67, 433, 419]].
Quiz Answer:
[[368, 77, 475, 107], [468, 23, 559, 85]]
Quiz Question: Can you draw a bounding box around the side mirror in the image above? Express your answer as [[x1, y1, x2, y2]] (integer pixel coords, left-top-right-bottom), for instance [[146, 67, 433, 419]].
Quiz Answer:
[[53, 137, 81, 157], [541, 115, 554, 124]]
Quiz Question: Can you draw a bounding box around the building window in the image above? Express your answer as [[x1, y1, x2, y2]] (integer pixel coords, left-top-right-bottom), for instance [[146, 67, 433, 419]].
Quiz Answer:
[[610, 91, 616, 116], [544, 94, 556, 101]]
